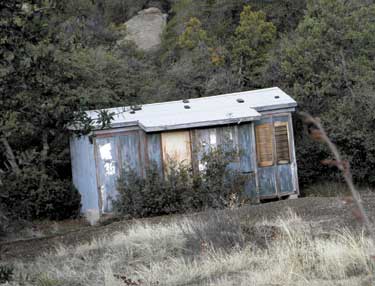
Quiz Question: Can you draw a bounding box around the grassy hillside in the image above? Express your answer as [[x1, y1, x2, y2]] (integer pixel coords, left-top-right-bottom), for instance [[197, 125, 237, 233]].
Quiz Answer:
[[3, 196, 375, 285]]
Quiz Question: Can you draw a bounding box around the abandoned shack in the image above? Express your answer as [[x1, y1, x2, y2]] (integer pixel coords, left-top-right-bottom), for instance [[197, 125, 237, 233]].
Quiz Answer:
[[70, 87, 299, 214]]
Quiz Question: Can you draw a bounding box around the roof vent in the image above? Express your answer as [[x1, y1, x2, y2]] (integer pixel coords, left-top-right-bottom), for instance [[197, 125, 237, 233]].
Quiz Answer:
[[236, 98, 245, 103], [183, 99, 190, 103], [274, 95, 280, 99], [184, 105, 191, 109], [131, 105, 142, 111]]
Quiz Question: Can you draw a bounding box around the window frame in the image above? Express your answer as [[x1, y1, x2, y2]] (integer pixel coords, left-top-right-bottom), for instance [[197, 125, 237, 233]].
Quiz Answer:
[[255, 119, 291, 167], [273, 121, 291, 165], [255, 122, 274, 167]]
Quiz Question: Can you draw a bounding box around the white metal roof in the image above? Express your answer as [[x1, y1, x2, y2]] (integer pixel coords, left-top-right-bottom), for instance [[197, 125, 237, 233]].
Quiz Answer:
[[83, 87, 297, 132]]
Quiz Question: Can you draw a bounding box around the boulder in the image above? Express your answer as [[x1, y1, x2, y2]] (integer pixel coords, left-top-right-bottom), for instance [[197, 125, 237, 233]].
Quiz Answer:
[[119, 7, 167, 51]]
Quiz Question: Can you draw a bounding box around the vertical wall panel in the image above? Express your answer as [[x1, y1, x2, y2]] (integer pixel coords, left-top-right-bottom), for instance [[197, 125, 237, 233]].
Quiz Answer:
[[258, 166, 277, 197], [278, 164, 294, 194], [237, 123, 254, 173], [146, 133, 163, 175], [216, 125, 240, 170], [288, 113, 300, 195], [70, 135, 99, 212], [95, 137, 119, 213], [118, 132, 141, 175], [243, 173, 257, 199], [273, 115, 295, 195], [193, 128, 217, 172]]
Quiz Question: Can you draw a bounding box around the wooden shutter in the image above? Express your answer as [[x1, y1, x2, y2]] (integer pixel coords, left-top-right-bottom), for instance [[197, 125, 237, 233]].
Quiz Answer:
[[255, 123, 273, 167], [274, 122, 290, 164]]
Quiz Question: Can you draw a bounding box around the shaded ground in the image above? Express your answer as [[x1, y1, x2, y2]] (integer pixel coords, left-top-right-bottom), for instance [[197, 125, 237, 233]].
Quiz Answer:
[[1, 194, 375, 262]]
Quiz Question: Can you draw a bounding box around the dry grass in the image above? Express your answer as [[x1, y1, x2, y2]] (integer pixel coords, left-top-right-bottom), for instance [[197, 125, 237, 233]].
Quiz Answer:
[[3, 210, 374, 286]]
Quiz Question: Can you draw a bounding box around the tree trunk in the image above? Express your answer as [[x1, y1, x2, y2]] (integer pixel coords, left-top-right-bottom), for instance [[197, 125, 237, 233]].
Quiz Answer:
[[39, 131, 50, 190], [1, 136, 20, 174]]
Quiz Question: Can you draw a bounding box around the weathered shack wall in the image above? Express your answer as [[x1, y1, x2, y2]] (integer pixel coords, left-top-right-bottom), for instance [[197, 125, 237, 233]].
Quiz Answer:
[[71, 111, 298, 214], [70, 135, 99, 212], [255, 113, 298, 198], [190, 123, 258, 199]]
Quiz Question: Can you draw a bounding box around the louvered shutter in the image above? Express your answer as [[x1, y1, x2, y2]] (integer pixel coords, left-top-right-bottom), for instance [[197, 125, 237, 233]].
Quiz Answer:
[[274, 122, 290, 164], [255, 123, 273, 167]]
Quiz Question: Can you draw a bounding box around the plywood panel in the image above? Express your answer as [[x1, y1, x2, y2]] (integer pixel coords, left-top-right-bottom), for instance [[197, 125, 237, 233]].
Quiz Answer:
[[161, 131, 192, 171], [95, 137, 119, 213]]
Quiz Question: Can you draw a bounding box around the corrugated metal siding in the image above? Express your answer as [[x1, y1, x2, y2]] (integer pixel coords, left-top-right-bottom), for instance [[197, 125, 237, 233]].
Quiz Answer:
[[70, 135, 99, 212]]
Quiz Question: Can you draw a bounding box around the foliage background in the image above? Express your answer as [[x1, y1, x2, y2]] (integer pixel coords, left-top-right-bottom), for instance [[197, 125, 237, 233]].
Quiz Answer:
[[1, 0, 374, 220]]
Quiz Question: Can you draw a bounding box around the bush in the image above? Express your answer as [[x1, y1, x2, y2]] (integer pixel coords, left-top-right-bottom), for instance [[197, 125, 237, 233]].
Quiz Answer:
[[0, 265, 14, 283], [113, 147, 246, 218], [0, 168, 81, 221]]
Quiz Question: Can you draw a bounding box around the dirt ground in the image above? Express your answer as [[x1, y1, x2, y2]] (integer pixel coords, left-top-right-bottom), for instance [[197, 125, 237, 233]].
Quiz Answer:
[[1, 194, 375, 262]]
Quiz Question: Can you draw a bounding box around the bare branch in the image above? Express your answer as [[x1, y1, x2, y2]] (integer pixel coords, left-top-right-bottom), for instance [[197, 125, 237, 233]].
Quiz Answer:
[[300, 112, 375, 243]]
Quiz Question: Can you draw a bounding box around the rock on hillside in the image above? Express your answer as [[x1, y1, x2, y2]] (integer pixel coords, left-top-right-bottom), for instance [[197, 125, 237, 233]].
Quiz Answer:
[[119, 7, 167, 51]]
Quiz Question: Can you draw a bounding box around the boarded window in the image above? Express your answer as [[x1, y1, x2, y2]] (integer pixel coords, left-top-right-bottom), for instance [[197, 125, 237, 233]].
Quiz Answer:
[[161, 131, 192, 172], [255, 123, 273, 167], [274, 122, 290, 164]]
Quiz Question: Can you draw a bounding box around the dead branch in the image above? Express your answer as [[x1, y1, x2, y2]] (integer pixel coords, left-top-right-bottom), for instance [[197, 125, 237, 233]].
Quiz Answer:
[[300, 112, 375, 243]]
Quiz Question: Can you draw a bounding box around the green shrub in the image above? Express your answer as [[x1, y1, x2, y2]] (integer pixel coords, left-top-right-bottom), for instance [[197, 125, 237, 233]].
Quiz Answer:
[[0, 265, 14, 283], [113, 147, 246, 218], [0, 168, 81, 221]]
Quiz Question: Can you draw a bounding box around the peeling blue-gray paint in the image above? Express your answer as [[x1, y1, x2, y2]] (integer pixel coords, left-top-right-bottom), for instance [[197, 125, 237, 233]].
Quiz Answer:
[[238, 124, 254, 173], [119, 132, 141, 175], [258, 166, 277, 197], [243, 173, 257, 199], [278, 164, 294, 194], [95, 137, 119, 213], [146, 133, 163, 175], [70, 110, 298, 214], [70, 135, 98, 212]]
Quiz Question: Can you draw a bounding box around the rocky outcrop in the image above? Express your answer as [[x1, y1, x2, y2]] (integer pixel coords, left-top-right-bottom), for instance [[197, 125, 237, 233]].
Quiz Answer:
[[119, 7, 167, 51]]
